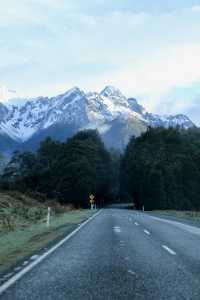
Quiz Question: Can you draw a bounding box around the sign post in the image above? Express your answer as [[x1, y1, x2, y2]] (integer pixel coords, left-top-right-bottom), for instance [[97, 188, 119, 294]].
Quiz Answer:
[[47, 207, 51, 227]]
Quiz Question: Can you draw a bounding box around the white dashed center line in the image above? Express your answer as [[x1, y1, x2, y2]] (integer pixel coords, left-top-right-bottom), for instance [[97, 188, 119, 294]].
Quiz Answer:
[[113, 226, 121, 233], [134, 222, 139, 226], [162, 245, 176, 255], [144, 229, 150, 235]]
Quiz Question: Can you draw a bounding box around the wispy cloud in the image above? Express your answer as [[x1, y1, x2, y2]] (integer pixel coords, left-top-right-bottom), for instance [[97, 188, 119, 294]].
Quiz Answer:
[[0, 1, 200, 124], [191, 5, 200, 12]]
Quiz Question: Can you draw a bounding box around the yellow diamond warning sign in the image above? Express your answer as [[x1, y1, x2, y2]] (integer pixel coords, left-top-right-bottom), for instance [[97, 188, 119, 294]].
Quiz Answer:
[[89, 194, 95, 203]]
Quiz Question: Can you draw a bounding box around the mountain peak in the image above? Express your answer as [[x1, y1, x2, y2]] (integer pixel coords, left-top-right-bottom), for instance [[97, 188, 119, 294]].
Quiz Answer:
[[0, 85, 195, 154], [100, 86, 125, 98], [62, 86, 83, 97]]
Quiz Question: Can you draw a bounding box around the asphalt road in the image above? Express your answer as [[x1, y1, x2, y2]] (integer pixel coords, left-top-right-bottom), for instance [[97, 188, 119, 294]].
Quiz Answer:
[[1, 208, 200, 300]]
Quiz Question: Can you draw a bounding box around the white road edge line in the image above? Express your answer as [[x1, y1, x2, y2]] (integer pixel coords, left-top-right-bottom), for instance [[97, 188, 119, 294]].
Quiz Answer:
[[144, 229, 150, 235], [128, 270, 136, 276], [148, 215, 200, 237], [0, 209, 103, 296], [162, 245, 176, 255]]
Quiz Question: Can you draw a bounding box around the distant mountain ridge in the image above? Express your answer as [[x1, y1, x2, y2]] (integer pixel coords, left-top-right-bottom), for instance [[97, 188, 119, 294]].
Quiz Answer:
[[0, 86, 195, 154]]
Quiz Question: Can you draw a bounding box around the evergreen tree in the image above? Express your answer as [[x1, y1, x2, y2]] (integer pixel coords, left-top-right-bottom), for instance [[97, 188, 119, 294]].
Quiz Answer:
[[121, 127, 200, 211], [1, 130, 114, 207]]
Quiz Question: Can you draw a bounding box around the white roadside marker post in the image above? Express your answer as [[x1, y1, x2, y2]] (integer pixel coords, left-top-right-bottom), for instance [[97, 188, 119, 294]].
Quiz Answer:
[[142, 205, 144, 212], [47, 207, 51, 227]]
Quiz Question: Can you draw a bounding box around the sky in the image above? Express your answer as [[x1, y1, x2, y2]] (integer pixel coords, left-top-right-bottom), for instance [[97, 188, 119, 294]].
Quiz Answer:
[[1, 0, 200, 124]]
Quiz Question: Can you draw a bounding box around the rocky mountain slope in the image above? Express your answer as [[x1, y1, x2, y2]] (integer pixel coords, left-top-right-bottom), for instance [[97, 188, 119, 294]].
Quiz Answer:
[[0, 86, 195, 154]]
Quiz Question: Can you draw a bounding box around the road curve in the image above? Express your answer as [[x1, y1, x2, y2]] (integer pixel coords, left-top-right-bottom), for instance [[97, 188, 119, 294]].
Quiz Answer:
[[1, 208, 200, 300]]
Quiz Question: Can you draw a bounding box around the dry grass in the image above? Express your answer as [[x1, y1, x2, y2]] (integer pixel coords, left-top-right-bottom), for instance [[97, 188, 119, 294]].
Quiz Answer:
[[0, 192, 95, 273], [152, 210, 200, 222], [0, 191, 74, 232]]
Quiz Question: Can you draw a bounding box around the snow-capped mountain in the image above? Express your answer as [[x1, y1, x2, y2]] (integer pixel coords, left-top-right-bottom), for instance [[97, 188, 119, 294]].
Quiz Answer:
[[1, 87, 88, 142], [0, 86, 195, 154]]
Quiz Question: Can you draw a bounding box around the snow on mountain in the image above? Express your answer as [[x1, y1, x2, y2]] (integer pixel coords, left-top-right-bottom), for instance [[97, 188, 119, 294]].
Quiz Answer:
[[0, 87, 88, 142], [0, 85, 195, 151], [143, 112, 194, 129], [86, 87, 137, 132], [128, 98, 146, 115]]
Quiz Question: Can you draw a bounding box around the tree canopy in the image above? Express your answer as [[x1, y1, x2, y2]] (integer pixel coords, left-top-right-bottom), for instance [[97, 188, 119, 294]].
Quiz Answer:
[[2, 126, 200, 211], [121, 127, 200, 210], [1, 130, 114, 207]]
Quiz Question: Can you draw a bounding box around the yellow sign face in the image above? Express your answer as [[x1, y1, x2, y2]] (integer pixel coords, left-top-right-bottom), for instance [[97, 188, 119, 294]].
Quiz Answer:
[[89, 194, 95, 203]]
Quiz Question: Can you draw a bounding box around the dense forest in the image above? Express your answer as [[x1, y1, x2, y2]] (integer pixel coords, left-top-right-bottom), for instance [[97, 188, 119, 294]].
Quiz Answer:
[[0, 130, 116, 208], [121, 127, 200, 210], [1, 127, 200, 210]]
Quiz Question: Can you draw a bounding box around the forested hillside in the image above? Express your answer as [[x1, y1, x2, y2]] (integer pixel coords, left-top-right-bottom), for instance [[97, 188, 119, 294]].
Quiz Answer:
[[1, 130, 115, 208], [1, 127, 200, 211], [121, 127, 200, 210]]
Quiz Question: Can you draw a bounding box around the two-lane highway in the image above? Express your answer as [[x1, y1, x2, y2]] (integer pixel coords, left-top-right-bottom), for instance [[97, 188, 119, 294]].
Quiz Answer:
[[1, 209, 200, 299]]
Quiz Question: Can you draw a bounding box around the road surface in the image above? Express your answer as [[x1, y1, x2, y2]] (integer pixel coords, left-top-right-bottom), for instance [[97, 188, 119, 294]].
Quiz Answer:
[[1, 208, 200, 299]]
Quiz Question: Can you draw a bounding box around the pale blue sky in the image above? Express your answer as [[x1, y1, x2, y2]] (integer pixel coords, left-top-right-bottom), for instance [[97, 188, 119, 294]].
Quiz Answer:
[[1, 0, 200, 124]]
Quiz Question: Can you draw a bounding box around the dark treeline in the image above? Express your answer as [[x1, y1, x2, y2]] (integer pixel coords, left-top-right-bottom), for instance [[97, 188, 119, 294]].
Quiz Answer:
[[1, 130, 117, 208], [120, 127, 200, 211], [1, 127, 200, 210]]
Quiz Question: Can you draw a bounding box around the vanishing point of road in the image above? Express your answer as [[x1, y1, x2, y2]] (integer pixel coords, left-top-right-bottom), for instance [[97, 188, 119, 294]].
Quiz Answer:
[[1, 207, 200, 299]]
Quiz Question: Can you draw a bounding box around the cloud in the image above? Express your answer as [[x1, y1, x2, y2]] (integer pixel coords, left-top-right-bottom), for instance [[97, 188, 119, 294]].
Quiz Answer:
[[1, 1, 200, 124], [191, 5, 200, 12], [125, 44, 200, 93]]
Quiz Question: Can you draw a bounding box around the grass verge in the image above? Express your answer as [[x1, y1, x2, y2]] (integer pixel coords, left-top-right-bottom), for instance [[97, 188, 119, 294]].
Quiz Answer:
[[0, 192, 95, 274], [150, 210, 200, 223]]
